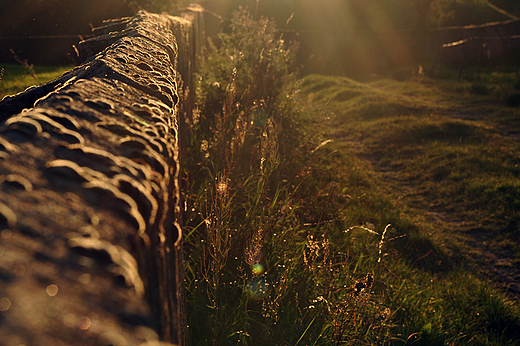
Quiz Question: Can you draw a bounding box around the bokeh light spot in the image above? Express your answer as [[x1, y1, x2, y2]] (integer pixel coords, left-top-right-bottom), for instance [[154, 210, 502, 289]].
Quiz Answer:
[[46, 284, 58, 297], [251, 263, 265, 276], [0, 297, 11, 311], [246, 277, 268, 300], [79, 317, 91, 330], [1, 229, 12, 239]]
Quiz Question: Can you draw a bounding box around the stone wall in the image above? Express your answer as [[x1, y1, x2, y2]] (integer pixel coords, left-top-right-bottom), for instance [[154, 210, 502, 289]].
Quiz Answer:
[[0, 9, 201, 346]]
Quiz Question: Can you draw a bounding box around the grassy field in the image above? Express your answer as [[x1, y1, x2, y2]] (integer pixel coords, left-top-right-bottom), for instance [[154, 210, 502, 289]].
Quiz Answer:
[[182, 63, 520, 345], [290, 67, 520, 345], [0, 63, 73, 100], [3, 59, 520, 344], [297, 69, 520, 273]]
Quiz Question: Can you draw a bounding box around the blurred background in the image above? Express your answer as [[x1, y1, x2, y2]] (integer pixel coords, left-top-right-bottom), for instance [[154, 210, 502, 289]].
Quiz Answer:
[[0, 0, 519, 76]]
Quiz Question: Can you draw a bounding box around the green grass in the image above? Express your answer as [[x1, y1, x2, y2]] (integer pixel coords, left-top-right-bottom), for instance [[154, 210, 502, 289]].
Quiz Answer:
[[292, 69, 520, 344], [4, 18, 520, 343], [4, 56, 520, 344], [182, 9, 399, 345], [183, 61, 520, 344], [299, 70, 520, 233], [0, 63, 73, 100], [182, 10, 520, 341]]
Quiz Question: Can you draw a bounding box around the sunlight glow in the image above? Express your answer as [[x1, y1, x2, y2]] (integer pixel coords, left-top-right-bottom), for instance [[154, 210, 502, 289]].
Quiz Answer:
[[297, 0, 414, 75]]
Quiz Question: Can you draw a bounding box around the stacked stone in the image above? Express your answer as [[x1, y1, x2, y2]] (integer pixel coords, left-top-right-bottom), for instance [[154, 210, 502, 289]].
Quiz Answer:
[[0, 11, 184, 346]]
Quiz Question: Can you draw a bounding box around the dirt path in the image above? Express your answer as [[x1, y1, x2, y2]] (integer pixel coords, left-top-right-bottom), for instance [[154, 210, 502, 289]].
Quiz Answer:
[[330, 118, 520, 296]]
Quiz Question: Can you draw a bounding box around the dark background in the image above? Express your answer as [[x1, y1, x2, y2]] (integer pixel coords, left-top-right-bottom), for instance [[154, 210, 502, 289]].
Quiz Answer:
[[0, 0, 135, 65]]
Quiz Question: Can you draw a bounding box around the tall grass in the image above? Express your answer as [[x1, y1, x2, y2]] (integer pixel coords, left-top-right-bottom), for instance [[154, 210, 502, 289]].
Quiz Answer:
[[182, 8, 391, 345]]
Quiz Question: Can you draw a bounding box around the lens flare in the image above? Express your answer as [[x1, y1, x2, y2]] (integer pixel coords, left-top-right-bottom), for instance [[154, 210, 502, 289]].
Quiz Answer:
[[251, 263, 265, 276], [246, 276, 268, 300]]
